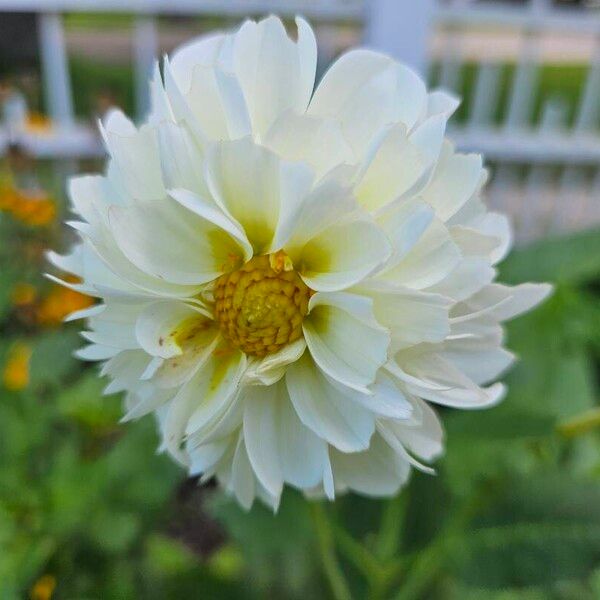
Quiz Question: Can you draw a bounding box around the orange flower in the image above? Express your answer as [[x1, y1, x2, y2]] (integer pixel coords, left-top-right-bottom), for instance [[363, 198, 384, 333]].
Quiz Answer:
[[3, 342, 32, 391], [0, 171, 56, 226], [11, 282, 37, 307], [30, 574, 56, 600], [25, 112, 53, 135], [9, 190, 56, 226], [36, 278, 94, 326]]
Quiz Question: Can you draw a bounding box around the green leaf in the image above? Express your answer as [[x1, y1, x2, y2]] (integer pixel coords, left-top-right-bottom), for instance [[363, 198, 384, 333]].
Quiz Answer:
[[500, 228, 600, 285]]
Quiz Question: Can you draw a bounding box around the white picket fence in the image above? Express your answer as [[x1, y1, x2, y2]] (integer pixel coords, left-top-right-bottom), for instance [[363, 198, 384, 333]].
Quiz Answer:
[[1, 0, 599, 240]]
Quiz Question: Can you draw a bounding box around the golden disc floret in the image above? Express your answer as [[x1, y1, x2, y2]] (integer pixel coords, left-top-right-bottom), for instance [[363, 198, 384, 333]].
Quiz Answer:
[[214, 252, 311, 357]]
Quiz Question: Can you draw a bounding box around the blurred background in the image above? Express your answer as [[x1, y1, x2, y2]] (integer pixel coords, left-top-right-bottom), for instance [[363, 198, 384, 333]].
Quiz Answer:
[[1, 0, 600, 598]]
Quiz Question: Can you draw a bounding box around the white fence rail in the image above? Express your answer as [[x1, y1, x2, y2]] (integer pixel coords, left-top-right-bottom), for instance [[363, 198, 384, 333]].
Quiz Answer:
[[0, 0, 599, 241]]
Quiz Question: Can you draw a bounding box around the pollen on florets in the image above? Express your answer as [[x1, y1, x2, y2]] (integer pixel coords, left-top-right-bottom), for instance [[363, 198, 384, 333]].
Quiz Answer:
[[213, 253, 311, 357]]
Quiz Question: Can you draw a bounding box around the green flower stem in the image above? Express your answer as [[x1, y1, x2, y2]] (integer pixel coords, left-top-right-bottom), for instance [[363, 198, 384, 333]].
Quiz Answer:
[[391, 489, 486, 600], [333, 523, 385, 583], [375, 494, 407, 562], [310, 502, 353, 600]]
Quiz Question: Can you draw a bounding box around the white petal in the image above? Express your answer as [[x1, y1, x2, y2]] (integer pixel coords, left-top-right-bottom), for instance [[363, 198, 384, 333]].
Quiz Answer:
[[330, 433, 410, 496], [297, 218, 392, 292], [451, 225, 503, 258], [474, 212, 512, 264], [377, 197, 434, 266], [346, 371, 413, 420], [441, 339, 515, 386], [428, 257, 495, 302], [421, 142, 484, 222], [188, 436, 234, 477], [168, 56, 251, 141], [243, 383, 284, 497], [122, 385, 175, 422], [304, 292, 390, 392], [85, 232, 203, 299], [135, 300, 213, 359], [243, 379, 328, 495], [234, 16, 317, 138], [378, 395, 444, 462], [409, 112, 448, 167], [426, 90, 460, 119], [265, 111, 354, 177], [170, 32, 232, 88], [206, 137, 284, 253], [84, 301, 141, 350], [108, 197, 248, 285], [280, 172, 357, 256], [355, 124, 428, 212], [463, 283, 552, 322], [75, 344, 119, 361], [286, 353, 375, 452], [309, 49, 427, 153], [278, 393, 328, 489], [393, 350, 506, 409], [163, 342, 246, 460], [101, 110, 164, 200], [269, 160, 316, 253], [184, 345, 247, 436], [168, 188, 252, 256], [380, 219, 461, 290], [243, 338, 306, 386], [155, 120, 208, 195], [231, 434, 256, 510], [355, 282, 451, 351]]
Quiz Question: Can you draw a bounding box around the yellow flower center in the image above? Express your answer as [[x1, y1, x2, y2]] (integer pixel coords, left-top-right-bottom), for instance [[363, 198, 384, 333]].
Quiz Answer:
[[214, 252, 311, 357]]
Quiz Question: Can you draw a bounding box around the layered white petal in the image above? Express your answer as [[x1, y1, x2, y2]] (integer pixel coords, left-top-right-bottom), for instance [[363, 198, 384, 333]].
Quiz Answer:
[[286, 353, 375, 452], [309, 49, 427, 153], [295, 217, 392, 292], [243, 380, 328, 496], [421, 142, 484, 222], [330, 433, 411, 497], [379, 219, 461, 290], [303, 292, 390, 391], [354, 282, 452, 351], [233, 16, 317, 139], [108, 197, 249, 285]]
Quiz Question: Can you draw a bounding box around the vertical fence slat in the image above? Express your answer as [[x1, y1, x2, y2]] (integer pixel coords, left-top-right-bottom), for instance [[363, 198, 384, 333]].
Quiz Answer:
[[133, 16, 159, 120], [521, 97, 568, 241], [438, 0, 465, 93], [364, 0, 435, 76], [505, 34, 539, 128], [504, 0, 549, 129], [574, 36, 600, 132], [469, 62, 502, 127], [38, 12, 74, 128]]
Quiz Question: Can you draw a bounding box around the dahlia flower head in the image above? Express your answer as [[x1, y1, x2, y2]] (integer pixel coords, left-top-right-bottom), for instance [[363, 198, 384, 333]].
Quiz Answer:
[[50, 16, 550, 510]]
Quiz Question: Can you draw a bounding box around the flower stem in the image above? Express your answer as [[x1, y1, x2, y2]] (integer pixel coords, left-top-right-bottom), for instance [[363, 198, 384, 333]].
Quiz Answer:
[[375, 494, 407, 562], [310, 502, 353, 600]]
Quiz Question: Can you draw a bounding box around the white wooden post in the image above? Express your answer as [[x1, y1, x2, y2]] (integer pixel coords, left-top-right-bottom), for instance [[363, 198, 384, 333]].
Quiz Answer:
[[38, 12, 74, 127], [522, 97, 568, 240], [363, 0, 436, 76], [469, 63, 502, 127], [133, 16, 159, 120]]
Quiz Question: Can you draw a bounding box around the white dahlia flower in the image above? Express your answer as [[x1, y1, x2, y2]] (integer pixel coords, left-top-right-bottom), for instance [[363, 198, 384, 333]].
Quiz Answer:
[[49, 16, 550, 510]]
